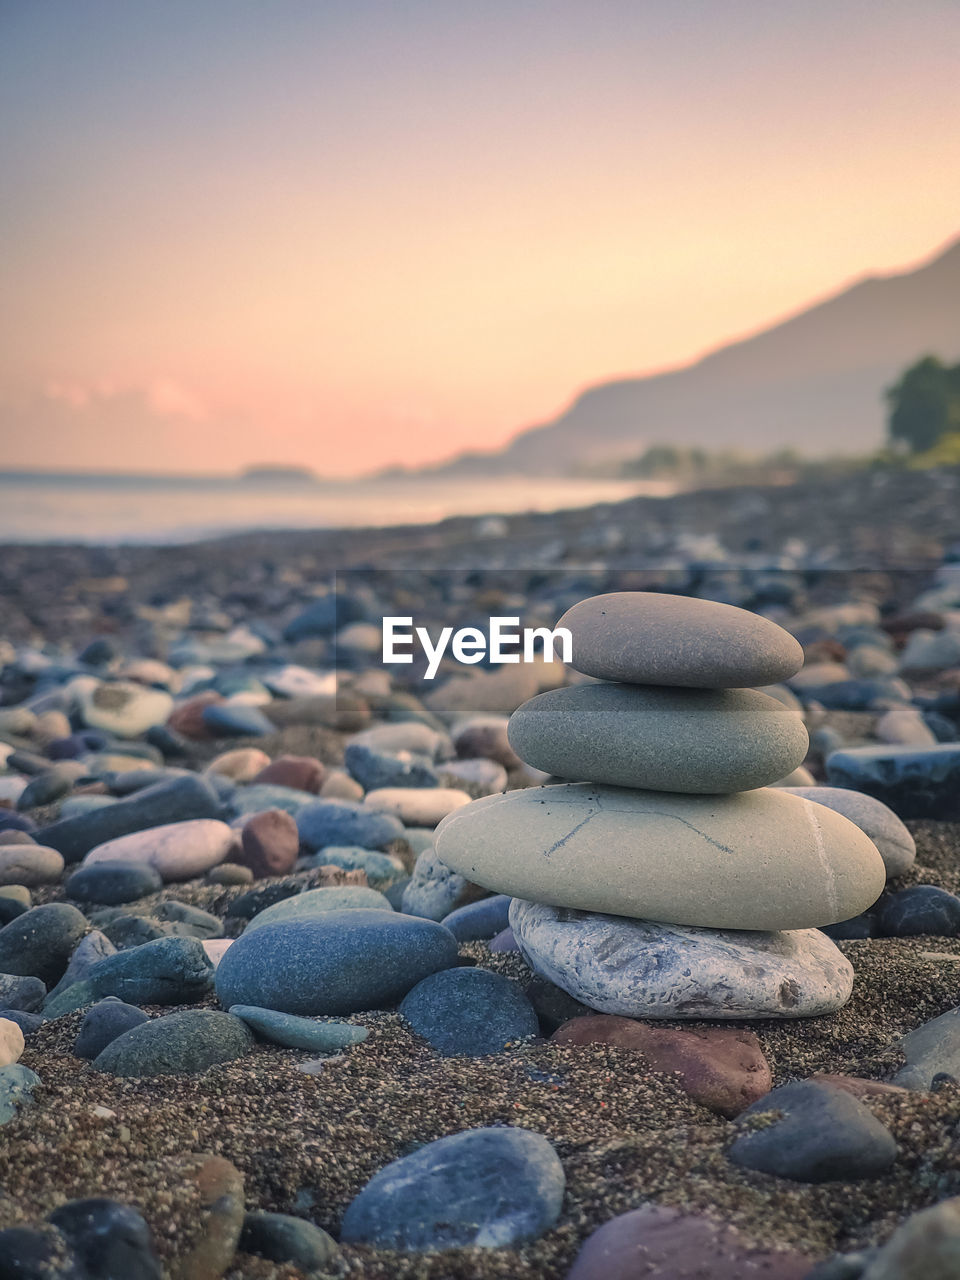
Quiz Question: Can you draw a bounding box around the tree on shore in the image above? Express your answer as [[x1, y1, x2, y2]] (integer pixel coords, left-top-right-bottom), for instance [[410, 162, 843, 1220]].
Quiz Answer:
[[886, 355, 960, 453]]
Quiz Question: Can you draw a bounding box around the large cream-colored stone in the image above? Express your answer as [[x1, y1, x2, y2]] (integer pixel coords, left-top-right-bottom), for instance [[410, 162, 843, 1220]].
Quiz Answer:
[[507, 683, 807, 793], [434, 783, 885, 930]]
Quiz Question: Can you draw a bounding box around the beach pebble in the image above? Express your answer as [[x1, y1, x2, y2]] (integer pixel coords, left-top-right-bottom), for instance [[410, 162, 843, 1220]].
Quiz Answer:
[[437, 783, 885, 931], [0, 1223, 85, 1277], [229, 1005, 369, 1052], [400, 967, 538, 1057], [238, 1212, 340, 1272], [440, 758, 509, 792], [233, 808, 299, 878], [898, 627, 960, 674], [43, 935, 214, 1018], [0, 1063, 40, 1125], [558, 591, 803, 688], [401, 848, 484, 921], [83, 818, 235, 882], [284, 595, 363, 641], [319, 769, 364, 801], [153, 900, 224, 940], [206, 863, 253, 886], [728, 1080, 898, 1181], [0, 1009, 44, 1034], [252, 754, 325, 793], [49, 930, 117, 997], [77, 680, 173, 738], [0, 898, 27, 928], [452, 715, 522, 767], [215, 910, 458, 1015], [344, 743, 439, 791], [0, 776, 28, 806], [490, 926, 518, 952], [205, 748, 272, 782], [92, 1008, 254, 1076], [296, 799, 404, 851], [566, 1204, 813, 1279], [0, 844, 63, 887], [875, 706, 938, 747], [201, 702, 274, 737], [47, 1199, 161, 1280], [349, 721, 450, 759], [228, 782, 316, 818], [243, 885, 391, 932], [511, 901, 854, 1020], [166, 691, 223, 740], [779, 786, 915, 878], [860, 1196, 960, 1279], [877, 885, 960, 937], [39, 773, 223, 863], [441, 894, 513, 941], [890, 1006, 960, 1089], [167, 1154, 245, 1280], [17, 768, 78, 811], [202, 939, 233, 969], [262, 664, 335, 699], [508, 684, 807, 793], [65, 861, 163, 904], [0, 1017, 24, 1067], [808, 1075, 910, 1101], [74, 998, 149, 1060], [365, 786, 471, 827], [306, 845, 404, 887], [552, 1016, 771, 1117], [0, 974, 46, 1013], [825, 744, 960, 819], [340, 1125, 565, 1251], [0, 903, 88, 985]]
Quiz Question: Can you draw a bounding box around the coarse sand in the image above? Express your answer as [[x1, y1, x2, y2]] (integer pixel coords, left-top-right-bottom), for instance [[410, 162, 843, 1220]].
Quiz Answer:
[[1, 819, 959, 1277]]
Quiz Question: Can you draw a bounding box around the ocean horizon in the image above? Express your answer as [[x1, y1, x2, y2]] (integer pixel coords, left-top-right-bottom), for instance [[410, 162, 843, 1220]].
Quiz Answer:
[[0, 471, 670, 545]]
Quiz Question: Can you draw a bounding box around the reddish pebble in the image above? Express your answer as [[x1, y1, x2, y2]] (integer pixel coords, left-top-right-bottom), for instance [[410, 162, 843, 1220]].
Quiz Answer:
[[236, 809, 300, 878], [167, 691, 224, 741], [252, 754, 325, 793], [552, 1015, 771, 1117], [567, 1204, 812, 1280]]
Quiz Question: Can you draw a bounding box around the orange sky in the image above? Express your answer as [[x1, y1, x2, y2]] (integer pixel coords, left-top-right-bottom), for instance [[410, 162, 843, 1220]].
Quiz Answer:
[[2, 1, 959, 476]]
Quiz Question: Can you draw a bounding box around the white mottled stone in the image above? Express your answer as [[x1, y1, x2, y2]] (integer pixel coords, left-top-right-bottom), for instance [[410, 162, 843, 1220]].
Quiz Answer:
[[83, 819, 236, 882], [0, 1017, 25, 1067], [77, 680, 174, 738], [435, 783, 885, 931], [510, 900, 854, 1020], [401, 849, 476, 921], [364, 787, 471, 828], [440, 759, 509, 794], [875, 707, 937, 747]]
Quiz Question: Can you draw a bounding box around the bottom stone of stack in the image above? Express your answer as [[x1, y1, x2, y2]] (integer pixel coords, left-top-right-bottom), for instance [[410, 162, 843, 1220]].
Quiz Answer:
[[509, 899, 853, 1020]]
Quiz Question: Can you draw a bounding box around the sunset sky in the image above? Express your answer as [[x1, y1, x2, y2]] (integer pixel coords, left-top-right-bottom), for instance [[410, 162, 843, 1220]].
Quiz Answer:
[[2, 0, 959, 476]]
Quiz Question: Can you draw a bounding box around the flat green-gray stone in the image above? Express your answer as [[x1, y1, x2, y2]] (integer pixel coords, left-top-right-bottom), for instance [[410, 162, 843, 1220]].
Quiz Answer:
[[507, 683, 807, 793]]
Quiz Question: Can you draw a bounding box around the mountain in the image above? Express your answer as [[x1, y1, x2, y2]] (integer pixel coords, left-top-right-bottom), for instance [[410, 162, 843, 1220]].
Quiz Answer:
[[440, 235, 960, 475]]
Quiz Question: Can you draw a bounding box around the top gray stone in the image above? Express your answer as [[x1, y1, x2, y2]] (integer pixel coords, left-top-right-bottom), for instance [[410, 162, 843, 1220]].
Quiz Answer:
[[557, 592, 804, 688]]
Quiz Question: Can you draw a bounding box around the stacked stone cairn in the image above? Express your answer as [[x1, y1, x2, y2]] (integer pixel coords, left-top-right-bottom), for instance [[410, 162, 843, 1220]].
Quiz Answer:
[[435, 592, 887, 1019]]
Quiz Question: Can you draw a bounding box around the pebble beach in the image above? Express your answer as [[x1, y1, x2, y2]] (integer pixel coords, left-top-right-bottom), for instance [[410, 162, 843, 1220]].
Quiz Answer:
[[2, 466, 960, 1278]]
